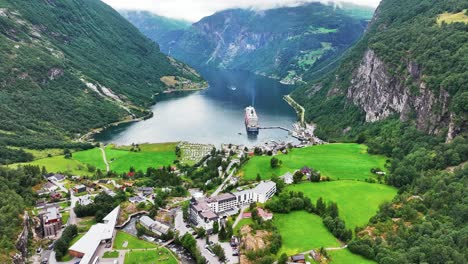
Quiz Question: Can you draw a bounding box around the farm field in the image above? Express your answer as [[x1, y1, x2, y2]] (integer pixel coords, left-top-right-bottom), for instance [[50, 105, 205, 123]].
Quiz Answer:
[[14, 155, 93, 176], [14, 142, 178, 175], [287, 181, 397, 229], [104, 142, 177, 172], [274, 211, 340, 255], [241, 144, 387, 181], [329, 249, 376, 264], [114, 231, 157, 250], [124, 248, 177, 264]]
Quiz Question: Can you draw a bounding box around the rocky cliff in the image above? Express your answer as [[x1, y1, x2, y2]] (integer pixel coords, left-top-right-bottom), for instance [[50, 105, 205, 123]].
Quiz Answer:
[[291, 0, 467, 140], [347, 49, 454, 139]]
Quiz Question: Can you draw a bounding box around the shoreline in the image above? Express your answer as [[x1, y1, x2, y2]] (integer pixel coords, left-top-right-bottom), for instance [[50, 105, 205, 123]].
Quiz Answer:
[[283, 94, 305, 126], [78, 83, 209, 143]]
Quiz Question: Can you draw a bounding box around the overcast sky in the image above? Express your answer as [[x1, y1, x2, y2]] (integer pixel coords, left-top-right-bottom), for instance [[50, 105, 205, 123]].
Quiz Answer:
[[102, 0, 380, 22]]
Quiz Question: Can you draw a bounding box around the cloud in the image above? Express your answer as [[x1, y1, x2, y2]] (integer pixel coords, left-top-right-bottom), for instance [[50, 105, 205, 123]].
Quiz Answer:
[[102, 0, 380, 22]]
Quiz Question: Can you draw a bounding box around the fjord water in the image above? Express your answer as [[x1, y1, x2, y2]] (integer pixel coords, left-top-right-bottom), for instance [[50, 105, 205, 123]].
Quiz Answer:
[[95, 68, 298, 146]]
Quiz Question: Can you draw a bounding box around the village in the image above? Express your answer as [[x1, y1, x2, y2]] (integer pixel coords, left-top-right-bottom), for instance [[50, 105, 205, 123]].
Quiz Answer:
[[29, 137, 333, 264]]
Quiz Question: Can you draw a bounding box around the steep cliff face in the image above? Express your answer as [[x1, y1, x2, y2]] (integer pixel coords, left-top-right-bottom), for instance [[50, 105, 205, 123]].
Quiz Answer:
[[292, 0, 467, 140], [347, 49, 453, 137]]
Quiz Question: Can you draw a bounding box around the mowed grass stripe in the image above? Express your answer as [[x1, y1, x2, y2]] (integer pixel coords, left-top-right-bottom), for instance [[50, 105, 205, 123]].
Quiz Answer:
[[242, 143, 387, 181], [287, 181, 397, 229]]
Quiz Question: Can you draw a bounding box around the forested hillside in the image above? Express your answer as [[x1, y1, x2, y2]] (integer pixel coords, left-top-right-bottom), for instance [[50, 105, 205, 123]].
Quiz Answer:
[[0, 0, 202, 164], [291, 0, 467, 141], [289, 0, 468, 263], [141, 3, 373, 84], [120, 10, 191, 44]]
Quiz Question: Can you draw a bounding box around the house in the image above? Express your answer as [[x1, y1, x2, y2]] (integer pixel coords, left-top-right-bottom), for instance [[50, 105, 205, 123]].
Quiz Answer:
[[104, 189, 116, 197], [98, 179, 110, 184], [44, 182, 58, 192], [77, 196, 93, 206], [50, 192, 62, 200], [36, 198, 47, 207], [48, 174, 66, 182], [291, 254, 306, 263], [73, 184, 87, 193], [139, 215, 170, 236], [280, 172, 294, 184], [129, 196, 145, 204], [137, 187, 153, 196], [301, 166, 312, 176], [242, 212, 252, 218], [257, 208, 273, 221], [41, 206, 62, 237]]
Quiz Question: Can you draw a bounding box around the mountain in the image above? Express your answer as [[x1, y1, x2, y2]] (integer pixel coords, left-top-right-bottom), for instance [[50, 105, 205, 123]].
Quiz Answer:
[[119, 10, 191, 44], [0, 0, 203, 164], [291, 0, 467, 141], [139, 3, 373, 84]]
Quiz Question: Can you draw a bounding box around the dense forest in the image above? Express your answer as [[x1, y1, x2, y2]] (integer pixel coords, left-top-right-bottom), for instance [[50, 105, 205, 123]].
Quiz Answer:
[[291, 0, 467, 140], [0, 0, 203, 163], [289, 0, 467, 263]]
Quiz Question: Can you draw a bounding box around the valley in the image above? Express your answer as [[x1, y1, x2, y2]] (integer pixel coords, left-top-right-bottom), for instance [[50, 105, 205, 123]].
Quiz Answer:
[[0, 0, 466, 264]]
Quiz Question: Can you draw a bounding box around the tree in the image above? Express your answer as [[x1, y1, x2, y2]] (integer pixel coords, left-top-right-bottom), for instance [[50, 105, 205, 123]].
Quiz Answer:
[[218, 225, 227, 241], [256, 173, 262, 182], [212, 221, 219, 234], [293, 171, 304, 183], [63, 148, 72, 159], [316, 197, 326, 216], [278, 253, 288, 264], [270, 157, 280, 168]]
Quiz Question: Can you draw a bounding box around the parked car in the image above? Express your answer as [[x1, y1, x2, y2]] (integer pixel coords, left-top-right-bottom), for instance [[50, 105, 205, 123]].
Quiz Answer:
[[36, 247, 42, 254]]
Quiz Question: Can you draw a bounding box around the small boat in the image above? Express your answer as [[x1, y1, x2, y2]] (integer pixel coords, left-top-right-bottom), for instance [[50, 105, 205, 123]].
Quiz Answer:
[[230, 86, 237, 91]]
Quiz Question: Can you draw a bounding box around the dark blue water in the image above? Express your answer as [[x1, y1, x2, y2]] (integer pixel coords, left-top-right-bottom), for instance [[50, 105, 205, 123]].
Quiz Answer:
[[94, 68, 298, 146]]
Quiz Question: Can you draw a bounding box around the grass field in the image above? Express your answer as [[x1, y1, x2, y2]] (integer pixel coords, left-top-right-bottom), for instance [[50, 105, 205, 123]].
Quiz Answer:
[[103, 251, 119, 258], [13, 142, 178, 175], [241, 144, 387, 181], [14, 155, 93, 176], [114, 231, 157, 250], [329, 249, 376, 264], [437, 9, 468, 25], [124, 248, 177, 264], [287, 181, 397, 229], [274, 211, 340, 255]]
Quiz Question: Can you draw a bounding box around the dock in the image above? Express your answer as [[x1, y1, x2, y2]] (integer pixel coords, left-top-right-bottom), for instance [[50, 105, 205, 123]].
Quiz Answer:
[[259, 126, 306, 141]]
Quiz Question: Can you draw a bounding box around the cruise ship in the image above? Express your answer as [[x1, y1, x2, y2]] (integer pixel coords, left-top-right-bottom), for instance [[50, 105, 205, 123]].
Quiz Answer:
[[244, 106, 259, 134]]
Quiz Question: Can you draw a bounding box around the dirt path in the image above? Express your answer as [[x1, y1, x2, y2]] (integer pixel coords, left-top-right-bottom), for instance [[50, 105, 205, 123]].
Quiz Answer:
[[100, 146, 110, 172]]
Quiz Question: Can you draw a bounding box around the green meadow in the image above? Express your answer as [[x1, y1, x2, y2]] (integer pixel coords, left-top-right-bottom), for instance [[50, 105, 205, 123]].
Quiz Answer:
[[114, 231, 157, 250], [287, 181, 397, 229], [241, 143, 387, 181], [13, 142, 178, 175], [274, 211, 340, 255], [124, 248, 177, 264], [329, 249, 376, 264]]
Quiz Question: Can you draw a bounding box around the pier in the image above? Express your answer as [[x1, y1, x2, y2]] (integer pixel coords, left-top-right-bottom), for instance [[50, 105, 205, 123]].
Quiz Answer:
[[259, 126, 306, 141]]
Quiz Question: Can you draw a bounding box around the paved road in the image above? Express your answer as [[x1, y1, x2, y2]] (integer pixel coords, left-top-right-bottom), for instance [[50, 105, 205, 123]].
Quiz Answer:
[[211, 161, 239, 197], [174, 209, 190, 236], [232, 206, 247, 229]]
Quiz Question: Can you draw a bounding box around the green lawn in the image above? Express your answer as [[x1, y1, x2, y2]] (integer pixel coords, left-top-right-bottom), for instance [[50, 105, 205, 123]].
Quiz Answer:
[[287, 181, 397, 229], [274, 211, 340, 255], [114, 231, 157, 249], [242, 144, 387, 181], [62, 211, 70, 225], [77, 217, 96, 232], [329, 249, 376, 264], [73, 143, 178, 173], [13, 142, 178, 175], [103, 251, 119, 258], [13, 155, 92, 176], [124, 248, 177, 264], [72, 148, 107, 171]]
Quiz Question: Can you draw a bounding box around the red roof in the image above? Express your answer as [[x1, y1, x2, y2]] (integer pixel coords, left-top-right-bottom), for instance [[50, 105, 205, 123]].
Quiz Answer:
[[127, 172, 135, 177], [242, 212, 252, 218]]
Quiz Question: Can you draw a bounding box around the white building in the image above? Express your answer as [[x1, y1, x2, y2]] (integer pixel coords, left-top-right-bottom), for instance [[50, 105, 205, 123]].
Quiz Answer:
[[69, 206, 120, 264], [234, 181, 277, 205], [280, 172, 294, 185], [139, 215, 170, 236]]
